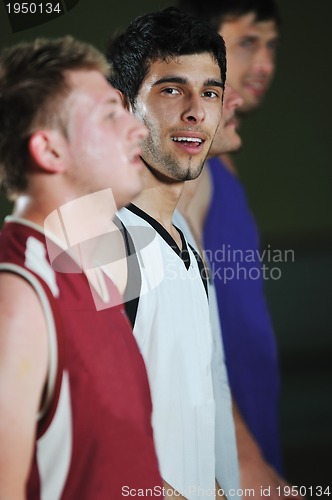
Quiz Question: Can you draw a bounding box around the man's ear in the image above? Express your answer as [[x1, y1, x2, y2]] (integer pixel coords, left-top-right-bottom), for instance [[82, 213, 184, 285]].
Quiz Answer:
[[28, 130, 67, 173]]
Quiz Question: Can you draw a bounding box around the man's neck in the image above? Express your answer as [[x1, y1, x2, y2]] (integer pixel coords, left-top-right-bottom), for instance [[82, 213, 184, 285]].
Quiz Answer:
[[132, 167, 184, 235], [13, 188, 117, 235], [218, 153, 238, 176]]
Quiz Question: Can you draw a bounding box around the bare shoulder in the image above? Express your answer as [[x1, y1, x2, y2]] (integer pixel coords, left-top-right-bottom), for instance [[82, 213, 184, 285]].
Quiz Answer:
[[0, 271, 49, 344], [0, 272, 49, 500], [0, 271, 49, 400]]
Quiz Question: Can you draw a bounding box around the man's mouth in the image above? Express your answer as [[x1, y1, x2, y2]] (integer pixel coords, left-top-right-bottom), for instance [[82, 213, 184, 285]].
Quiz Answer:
[[245, 80, 268, 97], [172, 136, 203, 144]]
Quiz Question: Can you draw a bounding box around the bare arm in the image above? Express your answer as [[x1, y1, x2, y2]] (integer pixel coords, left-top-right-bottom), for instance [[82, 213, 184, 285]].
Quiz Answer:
[[0, 273, 48, 499], [233, 400, 299, 500]]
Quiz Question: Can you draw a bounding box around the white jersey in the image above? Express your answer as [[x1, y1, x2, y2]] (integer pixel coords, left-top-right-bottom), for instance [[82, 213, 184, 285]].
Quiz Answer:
[[118, 204, 240, 499], [173, 209, 241, 499]]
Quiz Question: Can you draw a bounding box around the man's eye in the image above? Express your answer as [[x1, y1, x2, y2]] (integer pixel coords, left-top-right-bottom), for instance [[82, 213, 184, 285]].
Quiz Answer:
[[239, 38, 255, 49], [162, 88, 180, 95], [107, 106, 124, 119], [268, 39, 279, 53], [203, 90, 219, 98]]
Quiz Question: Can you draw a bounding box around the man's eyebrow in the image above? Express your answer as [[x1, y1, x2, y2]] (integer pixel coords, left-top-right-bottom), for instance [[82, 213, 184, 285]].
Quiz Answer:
[[106, 97, 121, 104], [204, 78, 223, 89], [104, 97, 122, 107], [240, 33, 280, 42], [152, 76, 188, 87], [240, 34, 259, 41], [152, 76, 223, 88]]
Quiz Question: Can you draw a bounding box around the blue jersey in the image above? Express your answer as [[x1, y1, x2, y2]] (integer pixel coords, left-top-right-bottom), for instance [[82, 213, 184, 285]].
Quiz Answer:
[[203, 157, 282, 473]]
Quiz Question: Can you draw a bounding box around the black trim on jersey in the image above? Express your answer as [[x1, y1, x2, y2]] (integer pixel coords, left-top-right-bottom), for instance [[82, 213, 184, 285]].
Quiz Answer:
[[188, 244, 209, 299], [113, 215, 141, 328], [127, 204, 191, 270]]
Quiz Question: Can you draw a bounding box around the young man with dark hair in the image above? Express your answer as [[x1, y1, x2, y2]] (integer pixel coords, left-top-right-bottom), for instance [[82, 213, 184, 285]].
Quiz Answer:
[[0, 36, 162, 499], [107, 7, 241, 500], [177, 0, 280, 112], [176, 1, 296, 499]]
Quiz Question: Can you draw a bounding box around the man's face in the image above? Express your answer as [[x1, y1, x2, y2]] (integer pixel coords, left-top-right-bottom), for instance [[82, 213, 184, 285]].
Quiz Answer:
[[220, 12, 279, 113], [209, 83, 243, 157], [133, 53, 223, 182], [63, 69, 147, 208]]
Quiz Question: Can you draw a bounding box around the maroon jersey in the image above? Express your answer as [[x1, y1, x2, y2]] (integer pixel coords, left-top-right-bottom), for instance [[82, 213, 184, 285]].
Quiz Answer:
[[0, 218, 162, 499]]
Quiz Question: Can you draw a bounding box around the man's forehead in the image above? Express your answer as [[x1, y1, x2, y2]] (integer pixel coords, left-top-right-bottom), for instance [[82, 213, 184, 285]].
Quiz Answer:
[[151, 52, 218, 65], [220, 12, 278, 39], [147, 53, 220, 77], [140, 55, 222, 92], [60, 73, 125, 130], [66, 69, 119, 103]]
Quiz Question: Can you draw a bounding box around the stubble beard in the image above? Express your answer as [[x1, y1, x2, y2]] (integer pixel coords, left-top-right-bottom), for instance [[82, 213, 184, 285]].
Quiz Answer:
[[140, 131, 206, 182]]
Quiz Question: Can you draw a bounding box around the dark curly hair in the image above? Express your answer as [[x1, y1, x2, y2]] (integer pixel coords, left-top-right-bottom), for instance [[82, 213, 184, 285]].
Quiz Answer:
[[107, 7, 226, 109]]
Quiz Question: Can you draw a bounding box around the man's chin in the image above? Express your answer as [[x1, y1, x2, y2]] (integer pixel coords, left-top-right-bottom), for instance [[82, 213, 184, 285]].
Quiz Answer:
[[182, 163, 205, 181], [238, 95, 265, 115]]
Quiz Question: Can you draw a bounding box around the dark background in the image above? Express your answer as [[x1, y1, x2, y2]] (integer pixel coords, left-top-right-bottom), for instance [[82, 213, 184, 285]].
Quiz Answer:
[[1, 0, 331, 493]]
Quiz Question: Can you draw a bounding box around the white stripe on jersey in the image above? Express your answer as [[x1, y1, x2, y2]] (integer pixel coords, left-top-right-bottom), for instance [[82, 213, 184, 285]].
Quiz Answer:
[[37, 372, 72, 500], [25, 236, 59, 297]]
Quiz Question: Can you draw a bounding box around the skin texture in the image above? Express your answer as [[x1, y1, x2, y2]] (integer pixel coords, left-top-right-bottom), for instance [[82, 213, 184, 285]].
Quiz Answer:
[[129, 53, 225, 497], [0, 274, 49, 500], [221, 12, 279, 113], [178, 83, 243, 241], [178, 11, 301, 500], [133, 53, 223, 184], [209, 83, 243, 158], [0, 69, 148, 498], [58, 70, 148, 209]]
